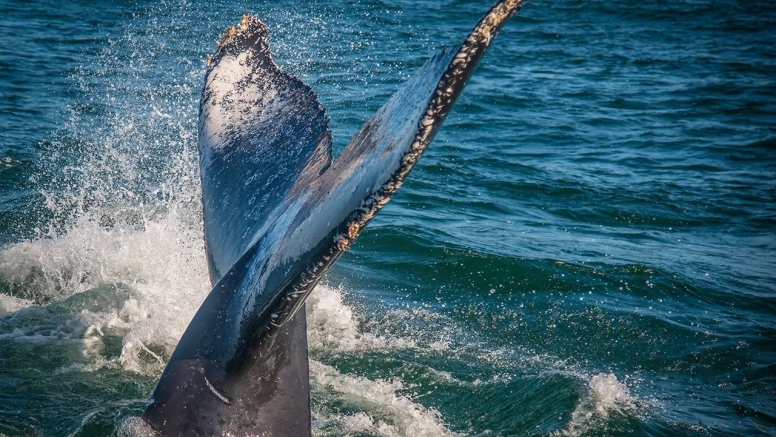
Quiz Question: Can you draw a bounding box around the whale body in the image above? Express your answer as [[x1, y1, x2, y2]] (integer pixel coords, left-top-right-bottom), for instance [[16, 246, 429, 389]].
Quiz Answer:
[[142, 0, 526, 434]]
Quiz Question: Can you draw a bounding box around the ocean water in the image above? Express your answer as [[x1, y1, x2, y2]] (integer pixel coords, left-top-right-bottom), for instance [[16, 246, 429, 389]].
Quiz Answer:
[[1, 0, 774, 436]]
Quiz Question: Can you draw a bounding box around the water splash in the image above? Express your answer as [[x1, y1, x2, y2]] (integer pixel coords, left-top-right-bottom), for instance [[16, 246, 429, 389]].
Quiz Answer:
[[307, 283, 417, 352], [311, 360, 453, 437], [0, 294, 31, 316], [561, 373, 636, 436]]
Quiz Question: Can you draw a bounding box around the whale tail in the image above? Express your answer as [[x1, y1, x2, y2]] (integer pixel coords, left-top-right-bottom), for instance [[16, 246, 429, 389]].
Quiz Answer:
[[143, 1, 526, 435]]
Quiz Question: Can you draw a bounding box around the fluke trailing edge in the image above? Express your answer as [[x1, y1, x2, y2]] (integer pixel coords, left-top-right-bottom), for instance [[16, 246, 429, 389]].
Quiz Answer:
[[142, 0, 526, 435]]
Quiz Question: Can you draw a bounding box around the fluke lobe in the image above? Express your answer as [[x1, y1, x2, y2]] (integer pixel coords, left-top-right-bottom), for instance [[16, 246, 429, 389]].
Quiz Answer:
[[142, 0, 526, 435]]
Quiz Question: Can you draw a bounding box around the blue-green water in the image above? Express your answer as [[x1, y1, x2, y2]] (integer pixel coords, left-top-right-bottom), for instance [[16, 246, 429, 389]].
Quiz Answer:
[[1, 0, 775, 436]]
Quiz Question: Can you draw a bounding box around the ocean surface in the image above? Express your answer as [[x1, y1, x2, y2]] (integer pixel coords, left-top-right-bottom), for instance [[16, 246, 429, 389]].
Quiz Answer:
[[1, 0, 774, 436]]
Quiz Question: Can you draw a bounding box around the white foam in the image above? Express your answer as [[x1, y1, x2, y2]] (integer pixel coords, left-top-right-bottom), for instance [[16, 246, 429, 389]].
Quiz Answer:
[[560, 373, 636, 436], [0, 294, 32, 315], [117, 416, 157, 437], [0, 209, 211, 373], [307, 284, 416, 352], [310, 360, 453, 437], [305, 286, 453, 436]]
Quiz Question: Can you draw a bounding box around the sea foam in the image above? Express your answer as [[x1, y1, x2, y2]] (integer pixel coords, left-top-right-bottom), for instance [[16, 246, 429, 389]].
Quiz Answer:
[[560, 373, 636, 436]]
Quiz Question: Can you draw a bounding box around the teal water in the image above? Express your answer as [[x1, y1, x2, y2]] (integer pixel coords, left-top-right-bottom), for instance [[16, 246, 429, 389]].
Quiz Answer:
[[1, 0, 775, 436]]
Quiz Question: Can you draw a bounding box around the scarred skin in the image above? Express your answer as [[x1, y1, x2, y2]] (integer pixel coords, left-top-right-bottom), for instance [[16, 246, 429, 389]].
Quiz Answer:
[[142, 1, 527, 435]]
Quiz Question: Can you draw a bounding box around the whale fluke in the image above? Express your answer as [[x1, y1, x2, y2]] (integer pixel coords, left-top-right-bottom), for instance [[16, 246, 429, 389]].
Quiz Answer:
[[142, 0, 526, 435]]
